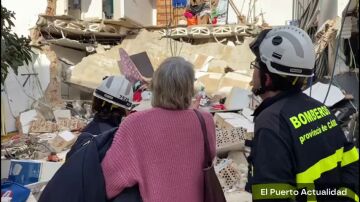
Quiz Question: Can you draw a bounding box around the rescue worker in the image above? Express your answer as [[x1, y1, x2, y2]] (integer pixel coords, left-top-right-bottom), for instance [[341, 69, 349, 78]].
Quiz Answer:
[[246, 26, 359, 201], [66, 75, 134, 159], [40, 75, 142, 202]]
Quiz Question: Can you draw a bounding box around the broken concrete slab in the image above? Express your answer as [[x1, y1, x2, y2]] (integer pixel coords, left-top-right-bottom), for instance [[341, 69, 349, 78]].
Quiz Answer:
[[218, 72, 252, 91], [224, 88, 251, 110], [68, 30, 255, 90], [303, 82, 346, 107], [241, 107, 254, 122], [228, 151, 248, 167], [196, 72, 224, 95], [53, 109, 71, 122], [193, 54, 214, 71], [49, 131, 77, 152], [208, 59, 228, 73], [19, 110, 41, 135], [50, 44, 87, 65], [48, 38, 91, 51]]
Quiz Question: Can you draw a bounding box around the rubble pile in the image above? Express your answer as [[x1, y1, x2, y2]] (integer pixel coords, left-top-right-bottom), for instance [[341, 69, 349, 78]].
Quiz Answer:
[[1, 100, 91, 161], [67, 29, 255, 101], [212, 106, 255, 200]]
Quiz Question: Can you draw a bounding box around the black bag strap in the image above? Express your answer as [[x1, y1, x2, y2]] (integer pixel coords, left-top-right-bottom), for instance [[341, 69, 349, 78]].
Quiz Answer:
[[193, 109, 212, 167]]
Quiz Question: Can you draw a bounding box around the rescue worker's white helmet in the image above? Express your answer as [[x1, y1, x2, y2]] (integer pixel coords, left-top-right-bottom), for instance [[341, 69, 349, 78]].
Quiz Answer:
[[93, 75, 134, 110], [253, 26, 315, 77]]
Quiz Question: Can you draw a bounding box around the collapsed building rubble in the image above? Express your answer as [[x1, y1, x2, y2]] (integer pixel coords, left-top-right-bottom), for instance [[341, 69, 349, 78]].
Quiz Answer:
[[66, 29, 255, 99], [1, 0, 358, 201]]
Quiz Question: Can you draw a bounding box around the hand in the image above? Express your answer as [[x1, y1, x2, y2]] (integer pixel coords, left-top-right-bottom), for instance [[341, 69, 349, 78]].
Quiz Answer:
[[191, 95, 202, 109]]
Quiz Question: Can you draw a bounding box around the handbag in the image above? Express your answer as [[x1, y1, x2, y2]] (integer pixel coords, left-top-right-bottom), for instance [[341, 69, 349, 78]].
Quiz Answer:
[[194, 110, 227, 202]]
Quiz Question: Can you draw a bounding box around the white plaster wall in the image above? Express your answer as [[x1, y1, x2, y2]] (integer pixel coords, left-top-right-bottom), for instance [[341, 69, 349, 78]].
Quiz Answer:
[[81, 0, 103, 19], [228, 0, 293, 25], [338, 0, 351, 17], [2, 51, 51, 133], [114, 0, 155, 26], [56, 0, 69, 16], [1, 0, 47, 37]]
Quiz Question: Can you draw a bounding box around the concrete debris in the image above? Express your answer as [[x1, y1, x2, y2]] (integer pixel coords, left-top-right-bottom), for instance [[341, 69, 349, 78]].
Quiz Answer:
[[218, 72, 252, 92], [19, 110, 41, 135], [42, 45, 64, 108], [224, 88, 251, 110], [193, 54, 214, 72], [208, 59, 227, 73], [214, 112, 254, 134], [47, 38, 92, 51], [216, 128, 247, 154], [29, 120, 58, 133], [215, 158, 247, 191], [1, 135, 53, 160], [303, 82, 346, 107], [241, 107, 254, 122], [52, 131, 76, 152], [56, 118, 86, 132], [196, 72, 224, 95], [49, 131, 77, 153], [53, 109, 71, 122], [228, 151, 248, 167], [67, 30, 255, 90]]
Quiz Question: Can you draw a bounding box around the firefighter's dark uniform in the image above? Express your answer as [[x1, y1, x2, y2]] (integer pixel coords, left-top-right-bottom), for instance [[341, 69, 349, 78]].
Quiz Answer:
[[246, 88, 359, 201]]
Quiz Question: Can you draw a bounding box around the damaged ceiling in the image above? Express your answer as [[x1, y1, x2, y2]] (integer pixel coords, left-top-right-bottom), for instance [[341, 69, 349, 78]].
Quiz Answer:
[[67, 29, 255, 90]]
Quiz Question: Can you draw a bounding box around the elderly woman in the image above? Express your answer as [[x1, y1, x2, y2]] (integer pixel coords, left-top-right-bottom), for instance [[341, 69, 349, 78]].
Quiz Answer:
[[101, 57, 216, 202]]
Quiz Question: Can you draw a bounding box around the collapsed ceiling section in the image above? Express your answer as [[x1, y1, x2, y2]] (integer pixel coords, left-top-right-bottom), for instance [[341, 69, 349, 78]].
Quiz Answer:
[[67, 29, 255, 95]]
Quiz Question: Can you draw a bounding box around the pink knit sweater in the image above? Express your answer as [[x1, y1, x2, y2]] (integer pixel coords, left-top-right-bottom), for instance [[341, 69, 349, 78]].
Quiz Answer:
[[101, 108, 216, 202]]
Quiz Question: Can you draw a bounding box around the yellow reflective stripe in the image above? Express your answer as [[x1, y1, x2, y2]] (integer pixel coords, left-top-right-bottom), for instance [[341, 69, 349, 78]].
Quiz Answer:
[[339, 187, 359, 202], [341, 147, 359, 167], [296, 148, 344, 184]]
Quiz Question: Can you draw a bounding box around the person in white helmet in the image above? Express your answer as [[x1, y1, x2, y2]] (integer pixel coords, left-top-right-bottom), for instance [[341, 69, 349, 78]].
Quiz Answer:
[[66, 75, 135, 159], [40, 75, 142, 202], [246, 26, 359, 201]]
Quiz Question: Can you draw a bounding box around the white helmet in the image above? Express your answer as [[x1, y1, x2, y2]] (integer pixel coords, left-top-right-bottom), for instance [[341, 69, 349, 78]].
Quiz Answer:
[[255, 26, 315, 77], [93, 75, 134, 110]]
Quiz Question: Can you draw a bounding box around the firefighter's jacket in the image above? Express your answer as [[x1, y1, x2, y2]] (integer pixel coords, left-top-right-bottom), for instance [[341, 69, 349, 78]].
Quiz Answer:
[[246, 89, 359, 201]]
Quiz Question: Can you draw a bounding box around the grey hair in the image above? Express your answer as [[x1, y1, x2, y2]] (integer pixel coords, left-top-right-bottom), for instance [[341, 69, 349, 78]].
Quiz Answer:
[[151, 57, 195, 110]]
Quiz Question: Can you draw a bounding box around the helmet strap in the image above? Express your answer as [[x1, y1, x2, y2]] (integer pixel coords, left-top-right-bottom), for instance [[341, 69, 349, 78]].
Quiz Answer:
[[292, 77, 299, 86]]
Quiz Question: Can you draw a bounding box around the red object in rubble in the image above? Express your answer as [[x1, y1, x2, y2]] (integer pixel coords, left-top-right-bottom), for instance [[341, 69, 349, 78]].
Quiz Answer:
[[184, 11, 194, 18], [133, 90, 142, 102], [212, 104, 225, 110], [48, 152, 61, 162], [212, 17, 217, 25]]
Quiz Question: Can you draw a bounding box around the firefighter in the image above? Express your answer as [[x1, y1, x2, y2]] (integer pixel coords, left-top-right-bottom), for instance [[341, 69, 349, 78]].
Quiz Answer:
[[66, 75, 134, 159], [246, 26, 359, 201]]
